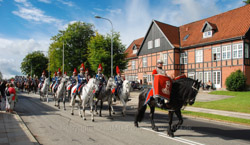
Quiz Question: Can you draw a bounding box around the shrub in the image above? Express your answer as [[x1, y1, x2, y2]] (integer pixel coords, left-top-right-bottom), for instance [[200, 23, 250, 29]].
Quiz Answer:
[[226, 70, 247, 91]]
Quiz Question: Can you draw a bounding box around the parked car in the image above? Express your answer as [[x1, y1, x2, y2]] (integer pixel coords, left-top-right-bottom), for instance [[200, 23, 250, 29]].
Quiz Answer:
[[130, 81, 142, 90]]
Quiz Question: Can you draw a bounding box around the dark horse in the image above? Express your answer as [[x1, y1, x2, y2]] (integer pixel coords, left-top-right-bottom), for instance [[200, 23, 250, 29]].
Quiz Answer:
[[134, 78, 201, 137]]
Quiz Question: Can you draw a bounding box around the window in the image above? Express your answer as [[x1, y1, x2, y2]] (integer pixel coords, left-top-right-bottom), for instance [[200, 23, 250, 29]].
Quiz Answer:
[[148, 41, 153, 49], [204, 71, 211, 84], [147, 75, 152, 82], [212, 47, 221, 61], [222, 45, 231, 60], [163, 53, 168, 65], [213, 71, 221, 88], [143, 57, 147, 67], [188, 72, 195, 79], [132, 46, 137, 54], [245, 43, 249, 58], [233, 43, 243, 59], [132, 60, 136, 70], [196, 72, 203, 82], [196, 50, 203, 63], [154, 38, 160, 48], [183, 34, 189, 41], [180, 52, 187, 64], [203, 30, 212, 38]]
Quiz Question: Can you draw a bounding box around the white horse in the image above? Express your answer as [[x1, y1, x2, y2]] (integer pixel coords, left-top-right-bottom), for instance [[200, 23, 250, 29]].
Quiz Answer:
[[54, 77, 69, 110], [40, 78, 50, 102], [94, 77, 117, 117], [70, 78, 99, 121], [112, 80, 131, 116]]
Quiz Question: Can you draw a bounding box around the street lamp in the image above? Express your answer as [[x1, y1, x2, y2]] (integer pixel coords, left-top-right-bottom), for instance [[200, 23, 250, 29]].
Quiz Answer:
[[95, 15, 114, 77]]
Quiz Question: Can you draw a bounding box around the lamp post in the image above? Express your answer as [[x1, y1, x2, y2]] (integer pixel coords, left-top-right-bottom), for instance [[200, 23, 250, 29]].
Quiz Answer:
[[63, 42, 64, 74], [95, 16, 114, 77]]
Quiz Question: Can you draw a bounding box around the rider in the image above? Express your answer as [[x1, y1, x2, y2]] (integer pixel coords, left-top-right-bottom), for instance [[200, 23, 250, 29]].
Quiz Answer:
[[54, 68, 62, 92], [70, 68, 77, 86], [152, 59, 168, 107], [39, 71, 46, 89], [85, 68, 90, 82], [51, 71, 57, 91], [114, 66, 123, 102], [95, 64, 106, 97], [75, 63, 87, 96]]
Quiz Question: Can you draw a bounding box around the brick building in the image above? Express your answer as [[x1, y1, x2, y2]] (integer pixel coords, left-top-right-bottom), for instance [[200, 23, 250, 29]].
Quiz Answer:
[[124, 5, 250, 89]]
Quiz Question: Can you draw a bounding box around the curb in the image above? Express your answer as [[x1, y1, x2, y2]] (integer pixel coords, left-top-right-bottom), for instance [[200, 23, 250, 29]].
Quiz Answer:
[[13, 112, 40, 145]]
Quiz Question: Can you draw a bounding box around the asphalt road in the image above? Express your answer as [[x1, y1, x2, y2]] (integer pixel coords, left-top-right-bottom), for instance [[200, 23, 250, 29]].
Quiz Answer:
[[15, 92, 250, 145]]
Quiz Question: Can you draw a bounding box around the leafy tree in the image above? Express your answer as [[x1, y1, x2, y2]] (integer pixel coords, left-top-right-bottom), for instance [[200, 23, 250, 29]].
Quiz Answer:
[[49, 21, 95, 76], [0, 71, 2, 80], [21, 51, 49, 77], [226, 70, 247, 91], [243, 0, 250, 5], [87, 32, 128, 77]]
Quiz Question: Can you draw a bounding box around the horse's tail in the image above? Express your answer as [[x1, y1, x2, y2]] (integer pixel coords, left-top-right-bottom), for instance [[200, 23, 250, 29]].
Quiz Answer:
[[135, 89, 148, 122]]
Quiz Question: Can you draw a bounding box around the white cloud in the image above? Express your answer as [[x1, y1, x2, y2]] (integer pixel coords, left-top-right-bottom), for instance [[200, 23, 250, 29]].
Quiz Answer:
[[38, 0, 51, 4], [0, 37, 50, 79], [57, 0, 74, 7], [13, 0, 62, 25]]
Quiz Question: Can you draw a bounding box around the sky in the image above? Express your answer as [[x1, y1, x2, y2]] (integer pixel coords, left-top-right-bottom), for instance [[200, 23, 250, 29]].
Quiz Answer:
[[0, 0, 245, 79]]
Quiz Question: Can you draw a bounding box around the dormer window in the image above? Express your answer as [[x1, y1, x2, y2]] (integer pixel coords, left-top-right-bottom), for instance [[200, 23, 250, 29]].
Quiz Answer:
[[203, 30, 212, 38], [201, 21, 217, 39], [132, 45, 137, 54]]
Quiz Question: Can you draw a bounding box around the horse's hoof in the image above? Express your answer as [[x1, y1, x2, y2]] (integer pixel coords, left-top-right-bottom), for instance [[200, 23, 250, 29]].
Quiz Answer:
[[92, 119, 94, 122], [112, 112, 115, 115], [64, 108, 66, 111], [83, 118, 86, 120], [134, 122, 139, 128], [153, 127, 159, 132], [167, 130, 174, 137], [71, 113, 74, 115]]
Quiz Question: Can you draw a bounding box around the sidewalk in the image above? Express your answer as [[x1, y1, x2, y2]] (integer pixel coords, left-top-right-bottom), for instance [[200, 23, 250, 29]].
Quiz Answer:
[[127, 90, 250, 120], [0, 111, 39, 145]]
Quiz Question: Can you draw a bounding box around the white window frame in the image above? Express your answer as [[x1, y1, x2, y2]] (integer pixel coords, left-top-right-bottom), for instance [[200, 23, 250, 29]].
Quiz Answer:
[[163, 53, 168, 65], [188, 72, 195, 79], [233, 43, 243, 59], [148, 41, 153, 49], [245, 43, 249, 58], [213, 71, 221, 88], [212, 47, 221, 61], [203, 30, 212, 38], [196, 50, 203, 63], [180, 52, 187, 64], [132, 60, 136, 70], [143, 57, 147, 67], [222, 45, 231, 60], [196, 72, 203, 82], [204, 71, 211, 84], [154, 38, 160, 48], [147, 75, 152, 82]]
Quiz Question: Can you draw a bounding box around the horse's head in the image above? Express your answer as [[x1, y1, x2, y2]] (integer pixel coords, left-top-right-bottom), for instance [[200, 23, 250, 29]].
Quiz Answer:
[[89, 78, 99, 91], [107, 77, 117, 90], [123, 80, 131, 92], [188, 79, 201, 105]]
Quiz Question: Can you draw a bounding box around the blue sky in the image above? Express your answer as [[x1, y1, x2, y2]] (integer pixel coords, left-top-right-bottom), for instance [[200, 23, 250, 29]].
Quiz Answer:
[[0, 0, 245, 78]]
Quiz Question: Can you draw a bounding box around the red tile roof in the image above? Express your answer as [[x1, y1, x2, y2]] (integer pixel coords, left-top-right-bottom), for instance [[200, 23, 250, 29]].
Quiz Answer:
[[154, 20, 180, 48], [125, 37, 144, 59], [150, 4, 250, 49]]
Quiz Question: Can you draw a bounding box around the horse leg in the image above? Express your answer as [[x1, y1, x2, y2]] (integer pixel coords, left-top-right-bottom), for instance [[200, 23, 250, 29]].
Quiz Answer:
[[99, 100, 103, 117], [120, 97, 126, 116], [95, 100, 99, 115], [82, 101, 86, 120], [149, 105, 158, 131], [172, 109, 183, 133], [63, 95, 66, 111], [71, 96, 75, 115], [58, 98, 60, 109], [90, 97, 94, 122], [167, 111, 174, 137], [79, 100, 83, 118]]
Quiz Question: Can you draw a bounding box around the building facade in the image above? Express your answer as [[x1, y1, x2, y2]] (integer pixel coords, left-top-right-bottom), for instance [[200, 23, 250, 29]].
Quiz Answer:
[[124, 5, 250, 89]]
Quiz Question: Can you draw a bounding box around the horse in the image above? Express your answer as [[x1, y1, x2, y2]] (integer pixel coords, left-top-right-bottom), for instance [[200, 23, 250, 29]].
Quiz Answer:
[[94, 77, 117, 117], [134, 78, 201, 137], [54, 77, 69, 110], [112, 80, 131, 116], [40, 78, 50, 102], [70, 78, 99, 121]]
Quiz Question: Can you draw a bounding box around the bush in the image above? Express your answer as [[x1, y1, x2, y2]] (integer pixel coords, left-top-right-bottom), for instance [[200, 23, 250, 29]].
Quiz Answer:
[[226, 70, 247, 91]]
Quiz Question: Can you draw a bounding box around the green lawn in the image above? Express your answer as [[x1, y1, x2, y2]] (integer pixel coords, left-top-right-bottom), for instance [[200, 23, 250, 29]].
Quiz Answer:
[[193, 91, 250, 114]]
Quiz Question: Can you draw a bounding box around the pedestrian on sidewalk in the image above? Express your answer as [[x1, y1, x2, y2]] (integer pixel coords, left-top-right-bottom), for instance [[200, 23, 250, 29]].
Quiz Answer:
[[8, 83, 16, 113], [5, 83, 10, 112]]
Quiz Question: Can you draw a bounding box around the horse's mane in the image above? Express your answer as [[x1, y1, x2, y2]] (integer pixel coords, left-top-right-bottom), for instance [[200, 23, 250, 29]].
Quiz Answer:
[[170, 78, 196, 104]]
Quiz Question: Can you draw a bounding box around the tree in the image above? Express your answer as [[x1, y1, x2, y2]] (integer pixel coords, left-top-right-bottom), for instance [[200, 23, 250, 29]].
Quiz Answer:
[[87, 32, 128, 77], [226, 70, 247, 91], [21, 51, 49, 77], [243, 0, 250, 5], [0, 71, 2, 80], [48, 21, 95, 76]]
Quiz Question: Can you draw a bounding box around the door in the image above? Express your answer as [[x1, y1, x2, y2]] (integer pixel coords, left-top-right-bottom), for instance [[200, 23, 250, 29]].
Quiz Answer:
[[213, 71, 221, 88]]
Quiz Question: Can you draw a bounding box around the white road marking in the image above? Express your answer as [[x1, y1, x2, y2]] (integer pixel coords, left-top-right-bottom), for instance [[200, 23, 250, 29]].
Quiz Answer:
[[141, 127, 205, 145]]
